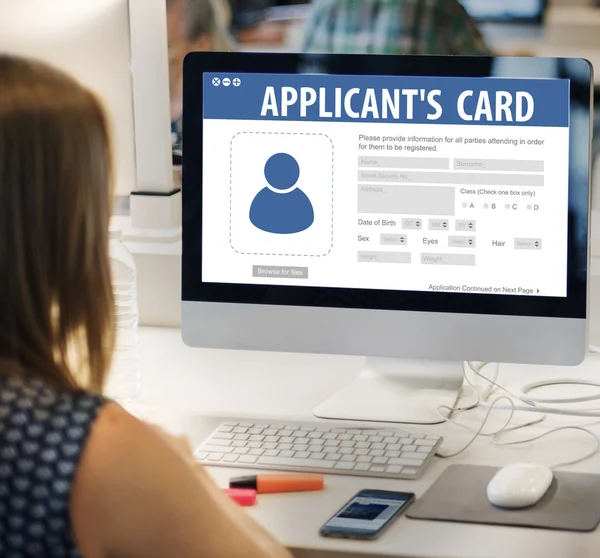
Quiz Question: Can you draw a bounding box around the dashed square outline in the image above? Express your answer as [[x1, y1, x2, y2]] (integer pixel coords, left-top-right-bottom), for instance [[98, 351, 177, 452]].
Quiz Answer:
[[229, 131, 334, 257]]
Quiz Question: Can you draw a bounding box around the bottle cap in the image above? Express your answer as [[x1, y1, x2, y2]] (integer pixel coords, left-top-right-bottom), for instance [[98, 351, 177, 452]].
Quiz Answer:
[[109, 224, 123, 240]]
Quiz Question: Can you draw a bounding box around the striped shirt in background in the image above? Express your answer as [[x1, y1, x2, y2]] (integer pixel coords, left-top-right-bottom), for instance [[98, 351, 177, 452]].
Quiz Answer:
[[301, 0, 491, 56]]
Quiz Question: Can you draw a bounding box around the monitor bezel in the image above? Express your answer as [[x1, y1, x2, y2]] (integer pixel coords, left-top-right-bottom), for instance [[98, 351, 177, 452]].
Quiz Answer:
[[182, 52, 592, 321]]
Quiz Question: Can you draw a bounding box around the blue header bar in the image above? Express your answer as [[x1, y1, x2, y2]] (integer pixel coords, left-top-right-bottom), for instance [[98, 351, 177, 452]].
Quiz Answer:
[[203, 73, 569, 127]]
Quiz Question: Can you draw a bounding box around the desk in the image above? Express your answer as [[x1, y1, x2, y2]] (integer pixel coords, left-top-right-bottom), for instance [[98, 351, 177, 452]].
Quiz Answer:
[[136, 316, 600, 558]]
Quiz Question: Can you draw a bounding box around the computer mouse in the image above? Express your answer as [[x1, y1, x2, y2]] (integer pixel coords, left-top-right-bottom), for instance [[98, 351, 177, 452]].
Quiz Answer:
[[486, 462, 554, 509]]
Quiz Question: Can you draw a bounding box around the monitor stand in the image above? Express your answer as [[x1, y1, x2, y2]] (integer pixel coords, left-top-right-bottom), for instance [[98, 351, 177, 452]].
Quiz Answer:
[[312, 357, 464, 425]]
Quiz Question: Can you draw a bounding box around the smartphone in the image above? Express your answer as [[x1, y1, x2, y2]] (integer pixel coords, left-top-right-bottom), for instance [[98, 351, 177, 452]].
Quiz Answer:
[[319, 489, 415, 540]]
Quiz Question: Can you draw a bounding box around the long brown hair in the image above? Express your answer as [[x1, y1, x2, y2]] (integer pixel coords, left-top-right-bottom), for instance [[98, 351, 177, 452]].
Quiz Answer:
[[0, 55, 115, 393]]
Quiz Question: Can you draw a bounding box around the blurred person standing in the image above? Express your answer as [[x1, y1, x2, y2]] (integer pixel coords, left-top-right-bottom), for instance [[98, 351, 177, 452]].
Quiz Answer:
[[167, 0, 235, 151], [302, 0, 490, 56]]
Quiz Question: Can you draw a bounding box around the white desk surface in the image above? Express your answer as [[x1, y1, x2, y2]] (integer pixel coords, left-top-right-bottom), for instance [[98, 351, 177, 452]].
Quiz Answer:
[[137, 308, 600, 558]]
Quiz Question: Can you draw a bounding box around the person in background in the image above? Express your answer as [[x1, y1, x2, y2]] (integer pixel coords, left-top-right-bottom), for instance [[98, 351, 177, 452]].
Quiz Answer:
[[0, 54, 292, 558], [167, 0, 235, 151], [227, 0, 287, 44], [302, 0, 490, 56]]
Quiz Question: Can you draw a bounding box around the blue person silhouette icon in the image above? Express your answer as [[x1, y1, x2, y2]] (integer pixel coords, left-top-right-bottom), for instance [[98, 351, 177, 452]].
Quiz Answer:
[[249, 153, 314, 234]]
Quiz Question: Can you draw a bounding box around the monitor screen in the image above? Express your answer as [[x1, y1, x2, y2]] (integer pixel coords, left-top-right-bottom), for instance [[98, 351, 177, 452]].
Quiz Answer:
[[200, 72, 568, 298], [458, 0, 545, 21], [183, 54, 590, 325]]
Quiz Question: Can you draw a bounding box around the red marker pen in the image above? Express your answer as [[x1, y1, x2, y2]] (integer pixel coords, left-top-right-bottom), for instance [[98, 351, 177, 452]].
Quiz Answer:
[[223, 488, 257, 506], [229, 473, 324, 494]]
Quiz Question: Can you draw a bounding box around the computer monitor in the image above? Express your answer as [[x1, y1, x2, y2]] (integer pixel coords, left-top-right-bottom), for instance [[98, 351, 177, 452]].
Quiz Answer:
[[181, 53, 592, 425], [458, 0, 547, 22]]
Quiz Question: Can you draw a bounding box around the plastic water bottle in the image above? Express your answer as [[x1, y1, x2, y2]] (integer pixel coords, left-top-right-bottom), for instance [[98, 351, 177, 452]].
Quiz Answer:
[[106, 226, 141, 402]]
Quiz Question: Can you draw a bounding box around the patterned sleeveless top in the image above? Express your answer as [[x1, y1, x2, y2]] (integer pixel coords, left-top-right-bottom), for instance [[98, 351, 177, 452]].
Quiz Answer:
[[0, 373, 105, 557]]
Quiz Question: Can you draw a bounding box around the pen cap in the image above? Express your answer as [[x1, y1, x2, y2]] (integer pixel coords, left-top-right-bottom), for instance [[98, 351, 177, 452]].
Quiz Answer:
[[223, 488, 257, 506], [255, 474, 324, 494]]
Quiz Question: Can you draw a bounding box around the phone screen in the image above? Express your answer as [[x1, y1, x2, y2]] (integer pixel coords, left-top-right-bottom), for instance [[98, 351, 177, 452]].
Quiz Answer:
[[321, 490, 414, 539]]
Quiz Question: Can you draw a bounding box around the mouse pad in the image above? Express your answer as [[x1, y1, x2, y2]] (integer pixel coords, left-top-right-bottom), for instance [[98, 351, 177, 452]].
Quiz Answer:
[[407, 465, 600, 532]]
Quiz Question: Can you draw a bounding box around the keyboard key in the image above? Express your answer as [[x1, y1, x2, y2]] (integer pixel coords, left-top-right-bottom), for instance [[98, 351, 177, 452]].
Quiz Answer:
[[249, 435, 264, 442], [415, 439, 437, 447], [418, 446, 431, 453], [324, 440, 340, 448], [294, 444, 309, 452], [386, 465, 403, 474], [309, 439, 325, 446], [309, 452, 325, 460], [335, 462, 355, 470], [279, 430, 293, 437], [232, 441, 247, 448], [234, 434, 250, 441], [372, 457, 388, 465], [202, 446, 233, 454], [401, 452, 425, 461], [263, 442, 277, 450], [370, 466, 386, 472], [354, 448, 368, 456], [325, 453, 341, 461], [371, 443, 385, 450], [369, 449, 384, 457], [249, 449, 264, 456], [295, 451, 310, 458], [341, 455, 356, 462], [208, 438, 231, 447], [207, 453, 223, 461], [337, 434, 352, 441], [308, 432, 322, 439], [264, 449, 279, 457], [338, 448, 354, 455], [280, 437, 294, 444], [355, 442, 370, 449], [279, 451, 295, 458], [265, 436, 278, 442], [354, 463, 370, 471], [257, 457, 335, 469], [248, 428, 263, 435], [233, 427, 248, 434], [234, 448, 249, 455], [400, 438, 414, 445], [356, 456, 372, 463], [238, 455, 258, 464], [291, 431, 307, 438], [263, 429, 277, 436], [223, 454, 239, 463], [367, 436, 383, 443], [213, 433, 234, 440], [322, 433, 338, 440], [248, 442, 262, 449], [279, 444, 292, 451], [385, 451, 400, 458], [195, 451, 208, 460], [384, 437, 399, 444], [386, 444, 402, 451], [340, 441, 355, 448], [389, 458, 423, 467]]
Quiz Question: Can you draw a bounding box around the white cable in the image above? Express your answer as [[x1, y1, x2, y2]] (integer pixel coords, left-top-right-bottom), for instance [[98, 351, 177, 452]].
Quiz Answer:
[[436, 362, 600, 468], [589, 344, 600, 355]]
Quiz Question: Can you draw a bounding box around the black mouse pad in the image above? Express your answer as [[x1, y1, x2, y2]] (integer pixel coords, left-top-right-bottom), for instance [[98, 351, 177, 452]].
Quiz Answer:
[[407, 465, 600, 532]]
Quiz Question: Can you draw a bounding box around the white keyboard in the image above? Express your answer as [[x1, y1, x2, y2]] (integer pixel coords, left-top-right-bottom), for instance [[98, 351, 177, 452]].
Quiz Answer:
[[194, 420, 442, 480]]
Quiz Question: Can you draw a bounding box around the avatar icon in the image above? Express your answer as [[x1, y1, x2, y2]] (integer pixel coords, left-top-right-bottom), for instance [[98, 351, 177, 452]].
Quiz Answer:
[[249, 153, 314, 234]]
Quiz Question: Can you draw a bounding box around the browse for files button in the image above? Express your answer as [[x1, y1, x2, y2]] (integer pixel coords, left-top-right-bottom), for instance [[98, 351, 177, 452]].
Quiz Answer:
[[252, 265, 309, 279]]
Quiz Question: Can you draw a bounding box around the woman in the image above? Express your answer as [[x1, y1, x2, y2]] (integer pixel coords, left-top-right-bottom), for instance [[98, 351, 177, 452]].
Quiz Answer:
[[0, 55, 292, 558]]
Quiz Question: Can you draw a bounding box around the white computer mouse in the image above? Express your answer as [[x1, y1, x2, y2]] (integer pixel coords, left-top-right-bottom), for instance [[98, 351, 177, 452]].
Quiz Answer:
[[486, 462, 554, 509]]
